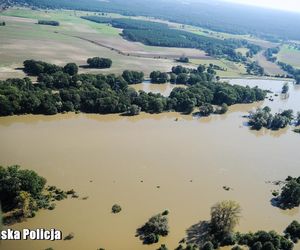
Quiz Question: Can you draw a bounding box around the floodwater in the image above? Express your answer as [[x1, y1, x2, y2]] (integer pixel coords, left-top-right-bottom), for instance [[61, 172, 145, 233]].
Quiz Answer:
[[132, 80, 186, 97], [0, 79, 299, 250]]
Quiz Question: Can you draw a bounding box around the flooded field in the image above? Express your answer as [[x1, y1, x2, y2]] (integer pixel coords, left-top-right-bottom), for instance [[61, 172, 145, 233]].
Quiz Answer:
[[0, 79, 299, 250], [132, 80, 186, 97]]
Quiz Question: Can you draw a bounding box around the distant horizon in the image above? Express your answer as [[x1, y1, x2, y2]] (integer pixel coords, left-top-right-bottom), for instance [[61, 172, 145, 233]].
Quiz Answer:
[[220, 0, 300, 13]]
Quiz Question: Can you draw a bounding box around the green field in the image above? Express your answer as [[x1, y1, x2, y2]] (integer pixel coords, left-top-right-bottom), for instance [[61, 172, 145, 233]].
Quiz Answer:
[[0, 8, 212, 79], [278, 45, 300, 69], [0, 7, 283, 80], [190, 58, 247, 77]]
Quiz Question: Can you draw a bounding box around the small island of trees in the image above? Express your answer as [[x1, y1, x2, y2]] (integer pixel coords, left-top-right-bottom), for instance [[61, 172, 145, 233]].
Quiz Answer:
[[272, 176, 300, 209], [136, 211, 169, 244], [248, 107, 294, 130]]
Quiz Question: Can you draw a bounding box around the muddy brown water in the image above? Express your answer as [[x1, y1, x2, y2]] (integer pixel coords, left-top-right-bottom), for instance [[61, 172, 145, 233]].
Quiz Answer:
[[0, 79, 299, 250]]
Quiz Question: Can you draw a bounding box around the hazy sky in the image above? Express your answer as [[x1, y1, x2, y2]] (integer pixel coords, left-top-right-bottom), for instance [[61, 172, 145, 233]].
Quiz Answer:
[[222, 0, 300, 12]]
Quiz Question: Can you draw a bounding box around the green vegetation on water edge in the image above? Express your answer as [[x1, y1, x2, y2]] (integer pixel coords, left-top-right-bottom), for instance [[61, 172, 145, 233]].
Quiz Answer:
[[0, 59, 266, 117], [248, 107, 296, 131], [272, 176, 300, 210], [0, 165, 77, 225], [175, 200, 296, 250]]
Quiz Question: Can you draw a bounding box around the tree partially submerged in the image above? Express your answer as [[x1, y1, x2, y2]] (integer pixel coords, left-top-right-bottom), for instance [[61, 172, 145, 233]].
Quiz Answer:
[[0, 165, 74, 225], [183, 201, 295, 249], [248, 107, 294, 130], [210, 200, 241, 239], [137, 212, 169, 244], [272, 177, 300, 209], [284, 220, 300, 243]]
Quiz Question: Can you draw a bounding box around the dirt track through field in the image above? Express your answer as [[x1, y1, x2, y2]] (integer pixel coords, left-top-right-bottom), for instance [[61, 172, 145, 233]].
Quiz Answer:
[[59, 32, 212, 60]]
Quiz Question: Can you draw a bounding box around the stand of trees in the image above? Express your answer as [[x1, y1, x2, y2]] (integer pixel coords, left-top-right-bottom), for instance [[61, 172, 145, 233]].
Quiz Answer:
[[150, 71, 170, 83], [122, 70, 144, 84], [272, 176, 300, 209], [24, 59, 63, 75], [248, 107, 294, 130], [237, 230, 294, 250], [37, 20, 60, 26], [87, 57, 112, 69], [246, 61, 264, 76], [264, 47, 280, 62], [0, 60, 266, 117], [176, 56, 189, 63], [82, 16, 261, 63], [0, 165, 75, 225], [150, 65, 217, 85], [282, 83, 289, 94], [285, 221, 300, 243], [136, 212, 169, 244], [277, 62, 300, 84], [175, 201, 296, 250]]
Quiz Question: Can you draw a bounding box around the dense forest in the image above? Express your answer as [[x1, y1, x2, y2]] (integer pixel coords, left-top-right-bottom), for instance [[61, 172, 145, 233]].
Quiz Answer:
[[7, 0, 300, 41], [81, 16, 260, 62], [0, 60, 266, 117]]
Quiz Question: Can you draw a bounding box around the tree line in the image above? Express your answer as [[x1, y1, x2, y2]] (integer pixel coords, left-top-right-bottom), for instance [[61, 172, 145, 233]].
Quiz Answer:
[[277, 62, 300, 84], [262, 47, 300, 83], [37, 20, 60, 26], [24, 58, 112, 75], [0, 60, 266, 117], [81, 16, 261, 63]]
